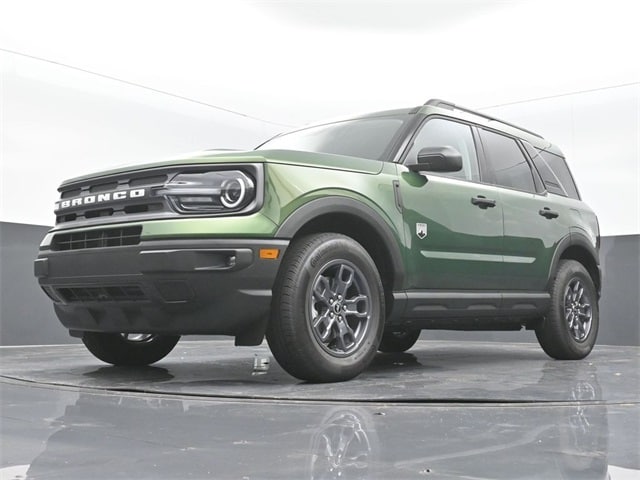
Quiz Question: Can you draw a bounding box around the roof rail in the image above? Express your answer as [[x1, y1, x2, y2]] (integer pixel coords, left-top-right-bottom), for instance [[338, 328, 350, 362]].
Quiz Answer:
[[424, 98, 543, 139]]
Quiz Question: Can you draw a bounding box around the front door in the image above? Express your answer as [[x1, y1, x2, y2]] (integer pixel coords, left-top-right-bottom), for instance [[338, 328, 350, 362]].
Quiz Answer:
[[400, 118, 504, 291]]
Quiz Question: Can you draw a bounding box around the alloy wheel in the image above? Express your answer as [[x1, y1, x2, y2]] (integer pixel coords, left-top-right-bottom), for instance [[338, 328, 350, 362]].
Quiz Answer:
[[309, 260, 372, 357], [564, 278, 593, 342], [120, 333, 155, 343]]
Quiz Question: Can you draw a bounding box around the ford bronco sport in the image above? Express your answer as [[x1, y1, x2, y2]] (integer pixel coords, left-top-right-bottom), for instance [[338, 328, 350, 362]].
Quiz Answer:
[[34, 99, 601, 382]]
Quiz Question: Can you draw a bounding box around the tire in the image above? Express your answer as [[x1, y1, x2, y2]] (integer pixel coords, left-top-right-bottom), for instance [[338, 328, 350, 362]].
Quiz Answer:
[[536, 260, 599, 360], [378, 329, 421, 353], [82, 332, 180, 366], [267, 233, 385, 382]]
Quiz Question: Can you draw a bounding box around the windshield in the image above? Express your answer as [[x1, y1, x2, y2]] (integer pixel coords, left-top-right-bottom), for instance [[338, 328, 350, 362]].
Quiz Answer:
[[256, 115, 410, 161]]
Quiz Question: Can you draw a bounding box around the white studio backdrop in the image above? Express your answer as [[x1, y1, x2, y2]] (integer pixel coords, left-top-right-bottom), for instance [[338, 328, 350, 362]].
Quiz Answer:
[[0, 51, 284, 227], [483, 84, 640, 237], [0, 0, 638, 234]]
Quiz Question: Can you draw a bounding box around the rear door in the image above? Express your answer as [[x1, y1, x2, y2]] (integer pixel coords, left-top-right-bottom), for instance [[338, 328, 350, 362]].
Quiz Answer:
[[477, 128, 568, 292]]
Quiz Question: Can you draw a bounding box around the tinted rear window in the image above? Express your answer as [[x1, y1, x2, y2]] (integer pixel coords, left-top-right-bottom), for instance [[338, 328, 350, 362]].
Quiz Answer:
[[533, 147, 581, 200], [522, 143, 566, 196]]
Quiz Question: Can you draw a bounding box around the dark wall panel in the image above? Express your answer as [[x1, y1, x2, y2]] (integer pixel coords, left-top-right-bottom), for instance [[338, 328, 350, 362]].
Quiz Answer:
[[598, 234, 640, 346], [0, 222, 79, 345], [1, 221, 638, 346]]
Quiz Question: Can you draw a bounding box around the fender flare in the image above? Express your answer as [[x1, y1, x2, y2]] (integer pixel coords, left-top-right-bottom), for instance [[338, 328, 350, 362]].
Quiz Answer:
[[275, 196, 406, 290], [547, 232, 601, 295]]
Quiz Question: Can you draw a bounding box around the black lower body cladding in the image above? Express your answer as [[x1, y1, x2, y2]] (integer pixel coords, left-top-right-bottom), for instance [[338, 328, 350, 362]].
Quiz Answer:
[[35, 238, 289, 342]]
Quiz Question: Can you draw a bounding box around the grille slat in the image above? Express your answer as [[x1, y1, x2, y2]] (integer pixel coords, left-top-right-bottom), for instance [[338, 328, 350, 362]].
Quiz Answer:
[[55, 285, 146, 303], [51, 226, 142, 251], [129, 174, 168, 187], [56, 170, 171, 225], [89, 182, 119, 193]]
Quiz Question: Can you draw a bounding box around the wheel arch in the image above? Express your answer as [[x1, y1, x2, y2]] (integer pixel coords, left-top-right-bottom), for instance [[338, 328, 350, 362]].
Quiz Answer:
[[275, 196, 406, 313], [548, 233, 601, 297]]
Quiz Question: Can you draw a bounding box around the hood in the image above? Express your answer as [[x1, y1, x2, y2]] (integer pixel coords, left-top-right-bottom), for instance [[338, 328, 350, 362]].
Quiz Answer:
[[60, 149, 384, 187]]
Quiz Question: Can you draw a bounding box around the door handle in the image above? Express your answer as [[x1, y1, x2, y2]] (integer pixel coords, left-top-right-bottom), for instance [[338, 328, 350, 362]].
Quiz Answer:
[[471, 195, 497, 209], [539, 207, 559, 219]]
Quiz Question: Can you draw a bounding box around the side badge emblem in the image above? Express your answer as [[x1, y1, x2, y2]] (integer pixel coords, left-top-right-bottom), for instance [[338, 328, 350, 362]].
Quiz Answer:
[[416, 223, 427, 239]]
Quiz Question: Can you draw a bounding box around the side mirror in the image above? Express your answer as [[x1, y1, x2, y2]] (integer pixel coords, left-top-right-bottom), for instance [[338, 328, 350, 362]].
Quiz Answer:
[[408, 146, 463, 173]]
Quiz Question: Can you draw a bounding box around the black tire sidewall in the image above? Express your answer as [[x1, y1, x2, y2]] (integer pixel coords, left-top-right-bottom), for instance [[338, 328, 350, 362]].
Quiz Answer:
[[538, 260, 599, 359], [82, 332, 180, 366], [273, 234, 384, 381]]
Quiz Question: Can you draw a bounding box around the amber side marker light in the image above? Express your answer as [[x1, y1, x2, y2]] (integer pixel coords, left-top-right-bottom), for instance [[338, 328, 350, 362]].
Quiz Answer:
[[259, 248, 280, 260]]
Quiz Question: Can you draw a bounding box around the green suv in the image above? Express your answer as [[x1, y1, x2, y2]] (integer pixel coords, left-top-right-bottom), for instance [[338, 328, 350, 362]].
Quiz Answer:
[[34, 99, 601, 382]]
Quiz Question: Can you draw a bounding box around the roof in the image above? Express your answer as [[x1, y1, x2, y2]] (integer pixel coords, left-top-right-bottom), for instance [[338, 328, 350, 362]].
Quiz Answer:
[[419, 98, 554, 151]]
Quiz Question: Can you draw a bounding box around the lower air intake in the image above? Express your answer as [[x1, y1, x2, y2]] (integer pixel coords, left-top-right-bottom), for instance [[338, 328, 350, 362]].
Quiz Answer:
[[56, 285, 146, 303], [51, 226, 142, 251]]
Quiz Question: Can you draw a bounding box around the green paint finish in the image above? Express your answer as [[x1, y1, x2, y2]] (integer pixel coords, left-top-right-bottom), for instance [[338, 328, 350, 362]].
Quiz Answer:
[[141, 213, 278, 240], [45, 102, 600, 301], [499, 188, 570, 291], [60, 149, 382, 187], [399, 172, 505, 290], [260, 160, 399, 228], [36, 100, 606, 378]]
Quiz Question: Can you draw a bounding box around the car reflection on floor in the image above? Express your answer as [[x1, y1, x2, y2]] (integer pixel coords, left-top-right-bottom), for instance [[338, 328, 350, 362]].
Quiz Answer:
[[22, 361, 612, 480]]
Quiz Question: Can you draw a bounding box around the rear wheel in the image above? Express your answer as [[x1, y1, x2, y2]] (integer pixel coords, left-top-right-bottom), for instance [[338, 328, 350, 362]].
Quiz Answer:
[[536, 260, 599, 360], [378, 329, 421, 353], [267, 233, 384, 382], [82, 332, 180, 366]]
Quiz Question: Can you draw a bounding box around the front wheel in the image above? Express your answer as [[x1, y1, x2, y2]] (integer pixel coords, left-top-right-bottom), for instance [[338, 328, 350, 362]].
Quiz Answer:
[[267, 233, 384, 383], [536, 260, 599, 360], [82, 332, 180, 366]]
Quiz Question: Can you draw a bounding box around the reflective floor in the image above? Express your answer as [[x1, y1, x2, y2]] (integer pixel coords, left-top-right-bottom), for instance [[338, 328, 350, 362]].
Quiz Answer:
[[1, 340, 639, 479]]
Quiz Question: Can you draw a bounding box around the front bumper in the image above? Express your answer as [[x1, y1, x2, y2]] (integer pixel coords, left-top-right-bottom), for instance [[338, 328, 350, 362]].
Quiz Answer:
[[34, 238, 288, 341]]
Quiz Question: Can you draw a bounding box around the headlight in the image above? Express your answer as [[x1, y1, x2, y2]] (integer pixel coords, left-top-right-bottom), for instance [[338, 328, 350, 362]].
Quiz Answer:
[[158, 170, 256, 214], [220, 177, 248, 208]]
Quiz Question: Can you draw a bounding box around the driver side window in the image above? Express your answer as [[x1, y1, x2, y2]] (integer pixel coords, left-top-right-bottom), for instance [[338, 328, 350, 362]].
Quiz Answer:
[[406, 118, 480, 182]]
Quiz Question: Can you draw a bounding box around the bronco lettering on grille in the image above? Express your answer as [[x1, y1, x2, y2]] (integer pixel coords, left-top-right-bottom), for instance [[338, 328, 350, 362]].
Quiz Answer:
[[55, 188, 146, 211]]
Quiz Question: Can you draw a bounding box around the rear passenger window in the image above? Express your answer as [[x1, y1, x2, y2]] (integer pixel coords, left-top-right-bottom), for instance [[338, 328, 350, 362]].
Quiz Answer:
[[537, 149, 581, 200], [479, 129, 536, 193]]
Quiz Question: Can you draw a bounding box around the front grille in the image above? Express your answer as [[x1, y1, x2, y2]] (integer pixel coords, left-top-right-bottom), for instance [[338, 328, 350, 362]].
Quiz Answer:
[[56, 170, 171, 225], [55, 285, 146, 303], [51, 226, 142, 251]]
